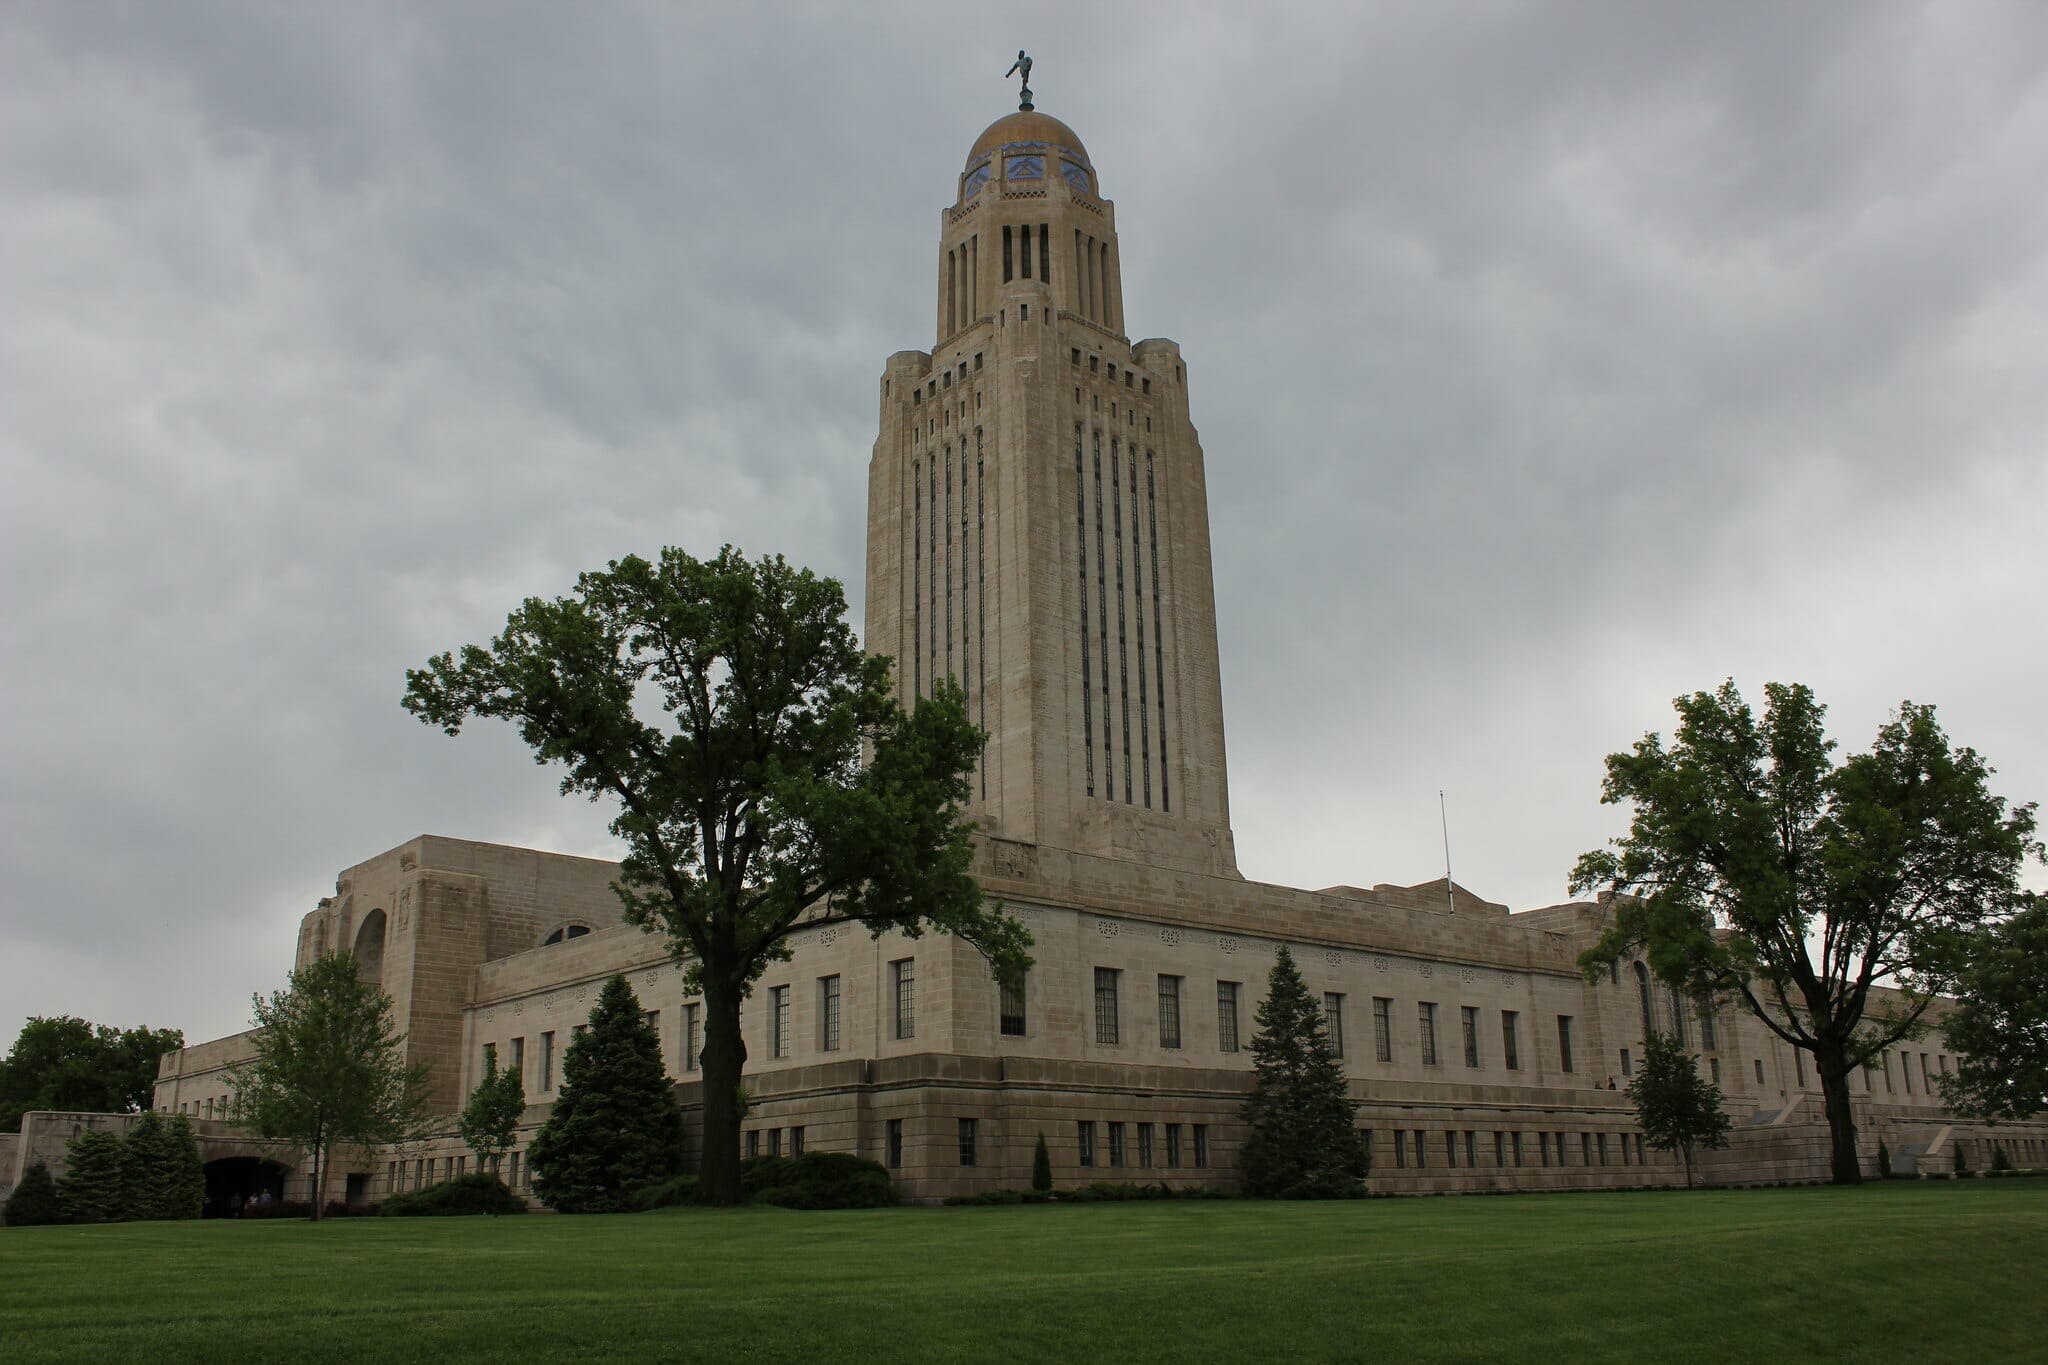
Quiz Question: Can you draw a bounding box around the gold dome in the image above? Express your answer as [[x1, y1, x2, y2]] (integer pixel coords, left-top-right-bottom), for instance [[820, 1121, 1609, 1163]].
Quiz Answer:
[[967, 109, 1090, 167]]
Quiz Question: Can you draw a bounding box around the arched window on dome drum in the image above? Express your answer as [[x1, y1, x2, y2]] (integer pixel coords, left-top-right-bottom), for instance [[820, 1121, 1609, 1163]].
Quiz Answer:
[[1633, 962, 1653, 1038]]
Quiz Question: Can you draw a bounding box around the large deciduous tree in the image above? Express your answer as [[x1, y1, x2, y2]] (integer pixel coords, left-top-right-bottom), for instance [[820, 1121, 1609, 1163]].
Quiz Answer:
[[0, 1017, 184, 1129], [1627, 1030, 1731, 1187], [404, 547, 1030, 1206], [1239, 946, 1365, 1198], [527, 974, 686, 1212], [230, 951, 430, 1220], [1573, 681, 2040, 1184], [1938, 894, 2048, 1122]]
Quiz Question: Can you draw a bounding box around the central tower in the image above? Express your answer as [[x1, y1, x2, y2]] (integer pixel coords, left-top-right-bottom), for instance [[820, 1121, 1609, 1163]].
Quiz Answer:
[[867, 99, 1237, 878]]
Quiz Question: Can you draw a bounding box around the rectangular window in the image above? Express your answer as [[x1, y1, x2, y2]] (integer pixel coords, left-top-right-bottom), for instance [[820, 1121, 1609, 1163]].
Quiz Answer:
[[1139, 1123, 1154, 1167], [1158, 975, 1183, 1049], [886, 1119, 903, 1169], [1108, 1121, 1127, 1167], [540, 1031, 555, 1091], [1921, 1054, 1932, 1091], [1358, 1129, 1373, 1174], [1419, 1003, 1439, 1065], [1217, 981, 1241, 1053], [1512, 1131, 1524, 1166], [791, 1126, 805, 1156], [1710, 1057, 1721, 1085], [643, 1012, 660, 1063], [746, 1130, 759, 1158], [1461, 1006, 1481, 1068], [1557, 1016, 1575, 1073], [1078, 1121, 1096, 1168], [999, 972, 1026, 1037], [483, 1042, 497, 1075], [1621, 1048, 1633, 1077], [1700, 1007, 1718, 1051], [958, 1118, 978, 1167], [684, 1004, 700, 1072], [1582, 1134, 1594, 1166], [1446, 1132, 1458, 1168], [510, 1036, 525, 1080], [1598, 1133, 1609, 1165], [770, 985, 790, 1059], [1797, 1050, 1808, 1088], [509, 1150, 522, 1188], [1094, 968, 1121, 1045], [768, 1128, 782, 1158], [1757, 1057, 1768, 1087], [1193, 1125, 1208, 1168], [1324, 993, 1345, 1057], [1880, 1051, 1893, 1093], [1394, 1130, 1407, 1168], [1465, 1131, 1478, 1168], [1166, 1124, 1183, 1168], [1373, 997, 1393, 1063], [819, 976, 841, 1051], [1502, 1011, 1521, 1070], [1495, 1131, 1507, 1166], [1539, 1132, 1551, 1167], [893, 959, 916, 1040], [1413, 1131, 1427, 1169]]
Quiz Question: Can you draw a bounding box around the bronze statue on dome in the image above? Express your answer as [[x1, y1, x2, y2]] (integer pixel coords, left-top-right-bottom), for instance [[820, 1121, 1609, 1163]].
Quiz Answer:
[[1005, 50, 1034, 111]]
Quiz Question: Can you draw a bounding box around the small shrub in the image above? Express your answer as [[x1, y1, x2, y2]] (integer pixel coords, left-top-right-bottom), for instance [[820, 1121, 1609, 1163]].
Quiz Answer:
[[741, 1151, 895, 1209], [628, 1175, 699, 1211], [1031, 1134, 1053, 1193], [5, 1162, 63, 1226], [1992, 1147, 2012, 1173], [1877, 1141, 1892, 1179], [380, 1174, 526, 1217]]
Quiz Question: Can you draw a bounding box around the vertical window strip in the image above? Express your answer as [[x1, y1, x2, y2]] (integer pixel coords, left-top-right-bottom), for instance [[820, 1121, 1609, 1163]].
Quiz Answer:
[[1131, 456, 1151, 807], [1039, 223, 1050, 285], [1075, 428, 1094, 796], [944, 449, 954, 683], [1146, 454, 1169, 810], [912, 463, 922, 698], [928, 458, 938, 694], [1112, 440, 1132, 803], [976, 429, 988, 799], [1093, 433, 1112, 794]]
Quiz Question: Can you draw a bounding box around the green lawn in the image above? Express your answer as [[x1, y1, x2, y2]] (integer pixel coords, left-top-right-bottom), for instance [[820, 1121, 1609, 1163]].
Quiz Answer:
[[4, 1182, 2045, 1362]]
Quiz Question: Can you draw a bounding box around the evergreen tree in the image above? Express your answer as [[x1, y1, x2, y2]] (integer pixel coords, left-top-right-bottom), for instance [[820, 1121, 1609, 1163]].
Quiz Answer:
[[1239, 946, 1365, 1198], [146, 1114, 205, 1220], [1031, 1132, 1053, 1192], [121, 1110, 183, 1220], [5, 1160, 63, 1226], [459, 1061, 526, 1177], [60, 1127, 127, 1223], [1627, 1029, 1732, 1187], [527, 975, 687, 1212]]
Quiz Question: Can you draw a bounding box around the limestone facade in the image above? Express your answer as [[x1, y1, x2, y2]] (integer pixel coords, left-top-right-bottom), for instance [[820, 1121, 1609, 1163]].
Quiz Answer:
[[113, 99, 2048, 1208]]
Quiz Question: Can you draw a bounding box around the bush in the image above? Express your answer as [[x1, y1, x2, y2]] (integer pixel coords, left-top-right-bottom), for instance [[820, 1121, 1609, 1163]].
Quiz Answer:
[[628, 1174, 699, 1211], [1992, 1147, 2012, 1173], [1031, 1134, 1053, 1193], [740, 1151, 895, 1209], [380, 1174, 526, 1217], [1877, 1141, 1892, 1179], [5, 1162, 63, 1226]]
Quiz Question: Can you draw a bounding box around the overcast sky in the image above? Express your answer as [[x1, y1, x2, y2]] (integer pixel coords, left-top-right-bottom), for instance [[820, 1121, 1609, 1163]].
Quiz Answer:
[[5, 2, 2045, 1048]]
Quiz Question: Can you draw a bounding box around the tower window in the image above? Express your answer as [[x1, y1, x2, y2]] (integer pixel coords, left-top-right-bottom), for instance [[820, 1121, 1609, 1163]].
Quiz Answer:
[[1020, 304, 1028, 321], [1090, 355, 1099, 372], [974, 352, 984, 370], [1072, 349, 1081, 365], [1143, 378, 1152, 394]]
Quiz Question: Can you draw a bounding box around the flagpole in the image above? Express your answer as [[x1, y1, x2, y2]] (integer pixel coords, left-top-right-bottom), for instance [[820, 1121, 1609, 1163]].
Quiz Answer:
[[1439, 790, 1455, 916]]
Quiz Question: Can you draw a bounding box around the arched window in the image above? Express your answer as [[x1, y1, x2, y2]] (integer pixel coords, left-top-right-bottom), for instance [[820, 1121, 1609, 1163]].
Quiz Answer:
[[541, 924, 592, 947], [353, 909, 387, 984], [1633, 962, 1653, 1038]]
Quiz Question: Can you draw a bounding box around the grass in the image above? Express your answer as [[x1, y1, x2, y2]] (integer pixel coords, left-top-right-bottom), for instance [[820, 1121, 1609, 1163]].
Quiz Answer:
[[4, 1182, 2046, 1362]]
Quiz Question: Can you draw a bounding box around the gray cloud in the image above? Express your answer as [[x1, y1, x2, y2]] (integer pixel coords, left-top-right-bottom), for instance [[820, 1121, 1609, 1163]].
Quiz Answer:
[[4, 1, 2044, 1046]]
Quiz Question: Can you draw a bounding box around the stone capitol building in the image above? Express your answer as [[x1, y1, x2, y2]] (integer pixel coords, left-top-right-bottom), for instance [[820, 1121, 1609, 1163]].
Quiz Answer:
[[12, 91, 2040, 1209]]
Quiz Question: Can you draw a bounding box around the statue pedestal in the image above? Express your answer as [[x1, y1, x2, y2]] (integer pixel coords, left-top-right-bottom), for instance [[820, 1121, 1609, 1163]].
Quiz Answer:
[[1019, 88, 1034, 111]]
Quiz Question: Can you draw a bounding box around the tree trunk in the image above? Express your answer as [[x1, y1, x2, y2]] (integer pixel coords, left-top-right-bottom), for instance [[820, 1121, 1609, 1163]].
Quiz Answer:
[[694, 970, 749, 1207], [308, 1128, 326, 1222], [1683, 1141, 1696, 1189], [1816, 1047, 1863, 1186]]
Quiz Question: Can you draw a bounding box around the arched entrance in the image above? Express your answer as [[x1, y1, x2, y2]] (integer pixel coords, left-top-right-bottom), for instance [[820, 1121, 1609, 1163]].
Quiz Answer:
[[203, 1156, 290, 1218], [354, 908, 387, 983]]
